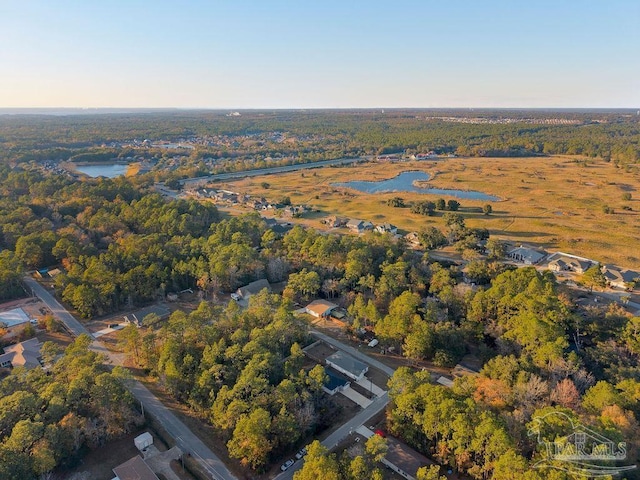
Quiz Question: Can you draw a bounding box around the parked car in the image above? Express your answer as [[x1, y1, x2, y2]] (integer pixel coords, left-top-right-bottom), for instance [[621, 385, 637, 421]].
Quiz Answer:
[[295, 448, 307, 460], [230, 293, 241, 301], [280, 459, 294, 471]]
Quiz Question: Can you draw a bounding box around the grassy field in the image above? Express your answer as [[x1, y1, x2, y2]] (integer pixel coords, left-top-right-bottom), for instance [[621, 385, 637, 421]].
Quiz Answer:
[[215, 156, 640, 269]]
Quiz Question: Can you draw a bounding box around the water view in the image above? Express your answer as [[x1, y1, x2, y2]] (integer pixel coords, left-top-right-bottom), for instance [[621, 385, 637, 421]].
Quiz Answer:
[[332, 171, 499, 201], [74, 163, 128, 178]]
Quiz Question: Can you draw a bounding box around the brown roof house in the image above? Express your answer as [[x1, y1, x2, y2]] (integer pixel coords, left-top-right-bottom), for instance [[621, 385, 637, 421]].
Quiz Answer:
[[0, 338, 43, 369], [112, 455, 159, 480], [304, 299, 338, 318]]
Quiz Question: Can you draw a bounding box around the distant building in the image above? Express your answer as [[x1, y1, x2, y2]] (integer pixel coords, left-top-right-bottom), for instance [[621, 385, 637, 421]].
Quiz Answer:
[[601, 265, 639, 290], [507, 245, 547, 265], [325, 351, 368, 381], [414, 152, 438, 160], [326, 216, 349, 228], [0, 338, 43, 369], [375, 223, 398, 235], [547, 253, 595, 274], [404, 232, 421, 247], [305, 299, 338, 318]]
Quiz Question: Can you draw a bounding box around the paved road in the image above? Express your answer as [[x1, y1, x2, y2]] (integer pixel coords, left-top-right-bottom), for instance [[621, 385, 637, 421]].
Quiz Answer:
[[179, 156, 368, 187], [24, 276, 237, 480], [23, 276, 90, 338]]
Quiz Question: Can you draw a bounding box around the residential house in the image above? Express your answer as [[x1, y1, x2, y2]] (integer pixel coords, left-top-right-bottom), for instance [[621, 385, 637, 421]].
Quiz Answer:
[[323, 368, 351, 395], [547, 253, 594, 274], [375, 223, 398, 235], [237, 279, 271, 300], [404, 232, 421, 247], [304, 299, 338, 318], [376, 154, 400, 161], [347, 219, 365, 232], [326, 216, 348, 228], [325, 351, 368, 381], [507, 245, 547, 265], [0, 338, 43, 369], [347, 219, 373, 234], [602, 265, 640, 290], [382, 435, 434, 480], [112, 456, 159, 480], [414, 152, 438, 160]]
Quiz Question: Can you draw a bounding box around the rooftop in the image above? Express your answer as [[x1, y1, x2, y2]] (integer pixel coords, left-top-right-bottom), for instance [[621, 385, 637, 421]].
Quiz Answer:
[[112, 455, 159, 480], [326, 351, 368, 377], [384, 435, 433, 477], [238, 279, 271, 298], [0, 338, 43, 369], [0, 308, 31, 328], [324, 368, 350, 391], [305, 299, 338, 317]]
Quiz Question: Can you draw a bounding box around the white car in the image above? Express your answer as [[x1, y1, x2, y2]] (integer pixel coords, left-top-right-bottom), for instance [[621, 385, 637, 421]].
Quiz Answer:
[[230, 293, 241, 301], [295, 448, 307, 460], [280, 459, 294, 471]]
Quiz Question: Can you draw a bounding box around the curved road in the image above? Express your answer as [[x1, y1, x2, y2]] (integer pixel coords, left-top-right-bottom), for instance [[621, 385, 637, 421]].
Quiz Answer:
[[23, 276, 236, 480]]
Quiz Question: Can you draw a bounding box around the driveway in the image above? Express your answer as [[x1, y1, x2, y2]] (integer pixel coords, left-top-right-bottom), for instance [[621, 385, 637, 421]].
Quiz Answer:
[[340, 386, 372, 408]]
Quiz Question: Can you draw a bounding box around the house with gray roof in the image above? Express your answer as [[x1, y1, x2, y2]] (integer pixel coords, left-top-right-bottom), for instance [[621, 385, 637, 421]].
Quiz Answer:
[[325, 351, 368, 381], [602, 265, 640, 290], [237, 279, 271, 299], [507, 245, 547, 265]]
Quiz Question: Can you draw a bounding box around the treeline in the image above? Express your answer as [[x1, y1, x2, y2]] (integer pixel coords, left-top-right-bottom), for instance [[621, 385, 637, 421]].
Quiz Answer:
[[0, 335, 140, 480], [2, 110, 639, 166]]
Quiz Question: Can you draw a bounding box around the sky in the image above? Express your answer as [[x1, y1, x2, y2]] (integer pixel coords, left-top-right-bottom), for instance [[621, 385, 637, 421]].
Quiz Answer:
[[0, 1, 638, 109]]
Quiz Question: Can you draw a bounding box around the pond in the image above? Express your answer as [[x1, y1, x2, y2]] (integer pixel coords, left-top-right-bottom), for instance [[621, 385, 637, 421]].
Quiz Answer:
[[332, 171, 499, 201], [74, 163, 128, 178]]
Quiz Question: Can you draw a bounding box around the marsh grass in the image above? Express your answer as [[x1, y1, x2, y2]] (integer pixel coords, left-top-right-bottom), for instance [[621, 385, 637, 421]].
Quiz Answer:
[[219, 156, 640, 268]]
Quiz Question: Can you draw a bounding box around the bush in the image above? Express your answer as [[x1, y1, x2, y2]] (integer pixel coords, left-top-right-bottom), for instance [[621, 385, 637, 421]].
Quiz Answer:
[[433, 350, 456, 367]]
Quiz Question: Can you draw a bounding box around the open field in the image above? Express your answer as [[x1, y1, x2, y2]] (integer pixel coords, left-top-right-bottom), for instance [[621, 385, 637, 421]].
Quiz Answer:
[[215, 156, 640, 269]]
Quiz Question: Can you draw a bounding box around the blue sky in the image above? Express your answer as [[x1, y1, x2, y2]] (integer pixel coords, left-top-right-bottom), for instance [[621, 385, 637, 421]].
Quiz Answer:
[[0, 1, 638, 108]]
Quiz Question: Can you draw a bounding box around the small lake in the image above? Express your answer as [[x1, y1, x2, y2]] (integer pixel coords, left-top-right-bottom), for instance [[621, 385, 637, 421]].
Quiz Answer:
[[74, 164, 128, 178], [332, 171, 499, 201]]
